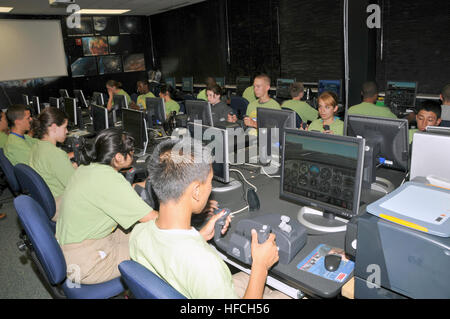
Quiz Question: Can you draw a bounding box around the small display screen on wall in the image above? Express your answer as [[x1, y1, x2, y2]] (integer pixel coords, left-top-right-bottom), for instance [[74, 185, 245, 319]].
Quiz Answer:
[[93, 16, 119, 35], [97, 55, 123, 75], [82, 36, 109, 56], [70, 57, 97, 77], [123, 53, 146, 72], [67, 16, 94, 37]]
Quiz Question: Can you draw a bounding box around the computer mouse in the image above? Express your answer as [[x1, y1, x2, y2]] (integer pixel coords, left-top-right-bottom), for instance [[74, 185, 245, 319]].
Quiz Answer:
[[324, 254, 342, 272], [247, 188, 260, 211]]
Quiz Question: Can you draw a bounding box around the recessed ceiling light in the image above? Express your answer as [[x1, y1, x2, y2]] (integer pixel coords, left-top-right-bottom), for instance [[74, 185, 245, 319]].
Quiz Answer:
[[0, 7, 14, 13], [77, 9, 130, 15]]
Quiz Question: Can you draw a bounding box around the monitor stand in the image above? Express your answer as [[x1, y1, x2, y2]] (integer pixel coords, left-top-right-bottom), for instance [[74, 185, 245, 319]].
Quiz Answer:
[[297, 206, 348, 233]]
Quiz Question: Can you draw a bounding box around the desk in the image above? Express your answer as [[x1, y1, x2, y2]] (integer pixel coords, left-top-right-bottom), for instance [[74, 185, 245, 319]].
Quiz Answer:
[[211, 164, 403, 298]]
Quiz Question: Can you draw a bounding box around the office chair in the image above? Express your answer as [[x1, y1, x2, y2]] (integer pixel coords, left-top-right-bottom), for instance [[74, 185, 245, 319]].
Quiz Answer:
[[14, 164, 56, 233], [0, 148, 21, 196], [118, 260, 186, 299], [14, 195, 125, 299], [281, 107, 303, 128], [230, 96, 249, 119]]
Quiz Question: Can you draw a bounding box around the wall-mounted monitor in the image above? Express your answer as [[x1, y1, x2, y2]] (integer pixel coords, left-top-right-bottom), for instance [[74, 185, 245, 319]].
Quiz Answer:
[[82, 36, 109, 56], [70, 57, 97, 77], [123, 53, 145, 72], [66, 16, 94, 37], [119, 16, 142, 34], [97, 55, 123, 75], [93, 16, 119, 36]]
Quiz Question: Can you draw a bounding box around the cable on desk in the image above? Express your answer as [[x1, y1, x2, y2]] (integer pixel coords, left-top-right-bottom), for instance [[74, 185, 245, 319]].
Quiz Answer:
[[230, 205, 249, 216], [236, 163, 280, 178], [229, 168, 258, 192]]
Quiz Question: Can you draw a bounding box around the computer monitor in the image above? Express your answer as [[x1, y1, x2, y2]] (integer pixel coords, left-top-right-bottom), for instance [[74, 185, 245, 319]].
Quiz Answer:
[[112, 94, 128, 123], [165, 77, 176, 89], [185, 100, 214, 127], [276, 78, 296, 100], [91, 104, 109, 133], [22, 94, 29, 106], [49, 97, 60, 109], [281, 129, 365, 233], [425, 126, 450, 135], [31, 96, 41, 115], [385, 81, 418, 116], [257, 108, 296, 163], [182, 77, 193, 93], [64, 97, 83, 129], [122, 109, 148, 156], [318, 80, 342, 102], [215, 77, 225, 88], [187, 122, 230, 183], [236, 76, 251, 96], [145, 97, 166, 128], [73, 89, 89, 108], [59, 89, 69, 98], [346, 115, 409, 193], [92, 92, 106, 106]]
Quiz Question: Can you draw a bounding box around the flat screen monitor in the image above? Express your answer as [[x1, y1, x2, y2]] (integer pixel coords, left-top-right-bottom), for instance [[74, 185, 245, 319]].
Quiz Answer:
[[318, 80, 342, 102], [187, 122, 230, 183], [182, 77, 193, 93], [346, 115, 409, 192], [113, 94, 128, 122], [31, 96, 41, 115], [385, 81, 418, 116], [63, 97, 81, 128], [91, 104, 109, 133], [49, 97, 60, 109], [22, 94, 29, 106], [185, 100, 213, 127], [145, 97, 166, 128], [276, 78, 295, 99], [92, 92, 106, 106], [122, 109, 148, 156], [257, 108, 296, 163], [236, 76, 251, 96], [73, 89, 89, 108], [281, 129, 365, 232], [59, 89, 69, 98], [165, 77, 176, 89], [215, 77, 225, 88]]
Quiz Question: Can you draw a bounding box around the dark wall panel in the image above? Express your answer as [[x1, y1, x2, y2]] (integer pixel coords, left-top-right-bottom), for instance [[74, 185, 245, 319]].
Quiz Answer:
[[376, 0, 450, 94], [279, 0, 343, 83]]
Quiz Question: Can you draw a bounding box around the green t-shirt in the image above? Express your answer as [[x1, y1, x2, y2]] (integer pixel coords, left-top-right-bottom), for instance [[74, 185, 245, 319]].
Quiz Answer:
[[56, 163, 152, 246], [29, 140, 75, 198], [348, 102, 397, 119], [281, 99, 318, 123], [0, 131, 8, 149], [246, 98, 281, 120], [308, 118, 344, 136], [136, 91, 156, 109], [197, 89, 207, 101], [129, 220, 238, 299], [4, 133, 38, 166], [165, 99, 180, 117], [242, 86, 257, 103], [409, 128, 419, 144], [116, 89, 132, 106]]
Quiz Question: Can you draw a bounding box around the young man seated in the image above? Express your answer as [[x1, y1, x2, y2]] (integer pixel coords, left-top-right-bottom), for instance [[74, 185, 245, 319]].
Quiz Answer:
[[281, 82, 318, 123], [409, 100, 442, 144], [129, 139, 290, 299], [4, 104, 37, 165], [348, 81, 397, 119], [131, 80, 155, 110]]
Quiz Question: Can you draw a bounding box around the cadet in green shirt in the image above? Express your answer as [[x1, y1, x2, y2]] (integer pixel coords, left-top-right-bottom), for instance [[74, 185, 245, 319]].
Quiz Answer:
[[281, 82, 318, 123], [0, 110, 9, 149], [29, 108, 76, 221], [242, 85, 257, 103], [348, 81, 397, 119], [105, 80, 132, 112], [408, 100, 442, 144], [130, 139, 288, 299], [4, 104, 37, 166], [159, 84, 180, 117], [307, 92, 344, 135], [197, 77, 217, 101], [131, 80, 155, 110], [56, 128, 157, 284]]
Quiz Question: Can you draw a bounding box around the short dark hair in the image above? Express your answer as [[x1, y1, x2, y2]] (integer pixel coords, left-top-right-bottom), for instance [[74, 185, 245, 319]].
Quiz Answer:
[[441, 84, 450, 103], [361, 81, 378, 99], [289, 82, 304, 98], [206, 84, 222, 96], [254, 74, 271, 86], [80, 127, 135, 166], [147, 138, 212, 203], [160, 84, 174, 98], [33, 107, 68, 139], [6, 104, 28, 128], [417, 100, 441, 119]]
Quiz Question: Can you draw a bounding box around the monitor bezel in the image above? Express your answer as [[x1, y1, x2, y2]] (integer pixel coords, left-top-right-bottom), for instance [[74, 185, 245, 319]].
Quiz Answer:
[[73, 89, 89, 109], [276, 78, 296, 99], [145, 97, 166, 126], [32, 96, 41, 115], [91, 103, 109, 133], [280, 128, 366, 220], [64, 97, 78, 126], [49, 97, 60, 109], [121, 108, 148, 154], [185, 100, 214, 127], [59, 89, 69, 99], [92, 92, 105, 106]]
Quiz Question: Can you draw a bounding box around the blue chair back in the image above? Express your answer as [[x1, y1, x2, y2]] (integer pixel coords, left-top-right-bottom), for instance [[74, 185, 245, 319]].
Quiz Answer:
[[281, 107, 303, 128], [14, 195, 125, 299], [14, 164, 56, 226], [230, 96, 249, 119], [0, 148, 20, 194], [119, 260, 186, 299]]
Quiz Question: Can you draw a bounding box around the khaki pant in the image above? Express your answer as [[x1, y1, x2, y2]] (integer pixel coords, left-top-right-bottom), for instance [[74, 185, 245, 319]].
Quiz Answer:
[[232, 272, 292, 299], [61, 228, 130, 285]]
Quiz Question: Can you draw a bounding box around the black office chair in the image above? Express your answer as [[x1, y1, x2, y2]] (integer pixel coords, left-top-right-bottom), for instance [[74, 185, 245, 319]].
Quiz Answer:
[[230, 96, 249, 119], [281, 107, 303, 129]]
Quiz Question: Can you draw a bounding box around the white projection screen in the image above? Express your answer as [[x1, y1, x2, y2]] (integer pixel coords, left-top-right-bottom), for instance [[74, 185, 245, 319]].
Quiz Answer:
[[0, 19, 68, 82]]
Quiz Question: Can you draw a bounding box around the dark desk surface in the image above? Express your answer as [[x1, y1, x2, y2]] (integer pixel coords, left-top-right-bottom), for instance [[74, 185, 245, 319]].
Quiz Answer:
[[213, 164, 406, 298]]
